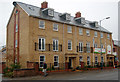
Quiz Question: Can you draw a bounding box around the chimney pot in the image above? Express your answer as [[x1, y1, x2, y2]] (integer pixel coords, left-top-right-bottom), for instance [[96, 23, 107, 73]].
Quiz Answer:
[[41, 1, 48, 9], [75, 12, 81, 18]]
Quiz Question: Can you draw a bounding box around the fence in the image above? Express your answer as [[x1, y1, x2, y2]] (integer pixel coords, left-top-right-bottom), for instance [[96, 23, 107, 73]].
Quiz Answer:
[[39, 63, 66, 72]]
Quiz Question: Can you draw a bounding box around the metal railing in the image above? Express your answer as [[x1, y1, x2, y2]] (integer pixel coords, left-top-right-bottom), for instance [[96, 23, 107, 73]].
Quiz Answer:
[[35, 43, 62, 52], [76, 46, 93, 53]]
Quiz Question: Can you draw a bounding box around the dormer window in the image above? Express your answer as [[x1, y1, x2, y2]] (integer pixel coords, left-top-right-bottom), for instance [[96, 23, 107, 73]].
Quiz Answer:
[[42, 8, 54, 17], [66, 13, 71, 21], [90, 21, 99, 27], [48, 9, 54, 16], [75, 17, 85, 25], [60, 13, 71, 21]]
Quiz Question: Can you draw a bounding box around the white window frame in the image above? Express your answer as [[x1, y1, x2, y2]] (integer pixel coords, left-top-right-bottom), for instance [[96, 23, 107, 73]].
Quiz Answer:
[[94, 43, 97, 48], [39, 38, 45, 51], [95, 56, 98, 65], [87, 56, 91, 65], [94, 31, 97, 37], [79, 56, 83, 62], [67, 26, 72, 33], [53, 39, 59, 51], [53, 23, 58, 31], [79, 42, 83, 52], [39, 55, 45, 68], [101, 33, 103, 38], [54, 55, 59, 67], [86, 42, 90, 53], [16, 24, 18, 32], [86, 30, 90, 36], [107, 34, 110, 39], [68, 40, 72, 50], [101, 44, 104, 48], [48, 9, 54, 17], [79, 28, 83, 35], [39, 20, 45, 29], [15, 40, 17, 47]]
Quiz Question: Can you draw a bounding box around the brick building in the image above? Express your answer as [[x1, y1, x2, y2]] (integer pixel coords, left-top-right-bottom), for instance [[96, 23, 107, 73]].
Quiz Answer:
[[113, 40, 120, 66], [6, 1, 113, 69]]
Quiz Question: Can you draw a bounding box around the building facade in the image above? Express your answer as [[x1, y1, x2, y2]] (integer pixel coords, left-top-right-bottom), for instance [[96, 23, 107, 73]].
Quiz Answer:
[[6, 1, 113, 69], [113, 40, 120, 66]]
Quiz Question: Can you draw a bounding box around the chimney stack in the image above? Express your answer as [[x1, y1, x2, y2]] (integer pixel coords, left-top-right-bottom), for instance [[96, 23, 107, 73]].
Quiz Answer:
[[41, 1, 48, 9], [75, 12, 81, 18]]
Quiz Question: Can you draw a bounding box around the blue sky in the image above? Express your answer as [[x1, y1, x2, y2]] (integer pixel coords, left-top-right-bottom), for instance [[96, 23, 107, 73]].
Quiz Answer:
[[0, 0, 119, 49]]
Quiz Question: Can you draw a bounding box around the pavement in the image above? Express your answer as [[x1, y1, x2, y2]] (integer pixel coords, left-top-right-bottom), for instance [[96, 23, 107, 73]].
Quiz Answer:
[[2, 68, 119, 80]]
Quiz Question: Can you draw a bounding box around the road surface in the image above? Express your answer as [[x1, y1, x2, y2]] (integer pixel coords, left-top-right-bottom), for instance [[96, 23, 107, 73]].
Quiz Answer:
[[2, 68, 118, 80]]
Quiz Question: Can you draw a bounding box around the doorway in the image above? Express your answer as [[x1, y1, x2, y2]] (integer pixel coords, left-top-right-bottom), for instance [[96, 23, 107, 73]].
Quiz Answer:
[[68, 58, 72, 69]]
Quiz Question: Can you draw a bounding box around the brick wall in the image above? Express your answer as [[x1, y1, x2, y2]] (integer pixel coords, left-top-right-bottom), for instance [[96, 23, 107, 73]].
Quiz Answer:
[[0, 62, 6, 74], [13, 62, 39, 77]]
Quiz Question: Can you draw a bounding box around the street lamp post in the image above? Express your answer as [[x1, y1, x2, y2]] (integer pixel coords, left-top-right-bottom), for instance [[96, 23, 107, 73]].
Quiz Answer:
[[99, 17, 110, 69]]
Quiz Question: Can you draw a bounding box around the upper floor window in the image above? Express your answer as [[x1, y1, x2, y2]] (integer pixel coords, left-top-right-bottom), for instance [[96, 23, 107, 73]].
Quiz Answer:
[[39, 20, 45, 29], [15, 40, 17, 47], [107, 34, 110, 39], [39, 38, 45, 51], [79, 42, 83, 52], [67, 26, 72, 33], [101, 44, 104, 48], [48, 9, 54, 17], [86, 30, 90, 36], [86, 42, 90, 53], [53, 23, 58, 31], [53, 39, 58, 51], [16, 24, 18, 32], [68, 40, 72, 50], [79, 28, 83, 35], [101, 33, 103, 38], [94, 43, 97, 48], [94, 31, 97, 37], [54, 55, 59, 67]]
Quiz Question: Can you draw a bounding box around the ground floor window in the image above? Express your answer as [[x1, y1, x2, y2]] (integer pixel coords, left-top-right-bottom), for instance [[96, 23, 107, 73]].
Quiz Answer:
[[54, 55, 59, 67], [87, 56, 90, 66], [95, 56, 98, 65], [101, 56, 104, 63], [40, 56, 45, 67], [79, 56, 83, 65]]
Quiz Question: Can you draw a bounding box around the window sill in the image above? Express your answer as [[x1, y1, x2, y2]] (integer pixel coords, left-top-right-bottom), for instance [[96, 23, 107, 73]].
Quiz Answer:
[[39, 27, 45, 29], [54, 66, 59, 68], [68, 32, 72, 34], [79, 34, 83, 36], [53, 30, 58, 32], [39, 50, 45, 51], [53, 50, 59, 52], [68, 49, 72, 51], [94, 36, 97, 38], [79, 51, 83, 53]]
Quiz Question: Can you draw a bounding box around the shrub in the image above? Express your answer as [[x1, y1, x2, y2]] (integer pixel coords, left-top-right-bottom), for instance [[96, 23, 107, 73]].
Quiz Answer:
[[3, 67, 11, 74], [76, 66, 81, 70], [47, 68, 51, 71], [10, 63, 21, 72], [52, 66, 55, 70], [39, 68, 43, 71], [71, 69, 76, 71], [3, 63, 21, 78], [4, 72, 13, 78]]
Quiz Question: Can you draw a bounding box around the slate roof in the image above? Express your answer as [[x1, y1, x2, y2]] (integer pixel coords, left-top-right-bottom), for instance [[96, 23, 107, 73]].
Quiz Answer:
[[13, 1, 112, 34]]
